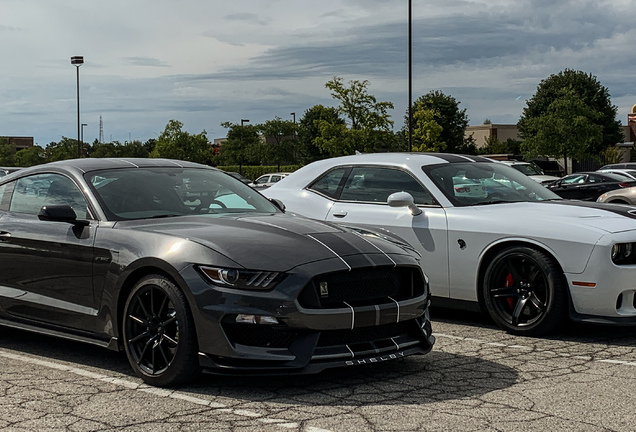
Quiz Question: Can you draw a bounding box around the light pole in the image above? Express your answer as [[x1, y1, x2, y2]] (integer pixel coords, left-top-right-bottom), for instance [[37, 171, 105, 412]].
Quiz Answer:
[[290, 112, 295, 123], [241, 119, 249, 126], [81, 123, 87, 153], [408, 0, 413, 152], [71, 55, 84, 158]]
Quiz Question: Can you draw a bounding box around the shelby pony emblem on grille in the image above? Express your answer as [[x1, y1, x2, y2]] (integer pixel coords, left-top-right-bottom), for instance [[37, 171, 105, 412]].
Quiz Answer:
[[319, 282, 329, 297]]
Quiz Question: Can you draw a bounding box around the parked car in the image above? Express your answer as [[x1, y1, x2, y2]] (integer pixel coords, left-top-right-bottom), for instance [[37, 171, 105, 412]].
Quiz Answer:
[[249, 172, 291, 189], [599, 162, 636, 170], [0, 158, 434, 386], [225, 171, 251, 184], [264, 152, 636, 336], [596, 168, 636, 180], [597, 186, 636, 205], [546, 172, 636, 200], [0, 167, 20, 178], [498, 160, 560, 184]]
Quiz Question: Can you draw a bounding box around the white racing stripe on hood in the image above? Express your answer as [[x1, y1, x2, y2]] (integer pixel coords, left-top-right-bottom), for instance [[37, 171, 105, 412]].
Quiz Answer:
[[307, 234, 352, 271]]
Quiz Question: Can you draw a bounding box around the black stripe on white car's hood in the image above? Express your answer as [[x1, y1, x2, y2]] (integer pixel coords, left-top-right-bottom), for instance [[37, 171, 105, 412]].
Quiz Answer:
[[544, 199, 636, 220]]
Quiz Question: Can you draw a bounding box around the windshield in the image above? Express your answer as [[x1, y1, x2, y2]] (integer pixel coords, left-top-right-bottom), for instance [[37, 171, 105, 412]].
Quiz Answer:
[[86, 167, 278, 220], [424, 162, 561, 207], [511, 163, 543, 176]]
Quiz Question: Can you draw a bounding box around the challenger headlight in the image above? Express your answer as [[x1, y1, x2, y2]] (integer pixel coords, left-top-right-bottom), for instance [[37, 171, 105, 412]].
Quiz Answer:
[[611, 243, 636, 265], [198, 266, 285, 290]]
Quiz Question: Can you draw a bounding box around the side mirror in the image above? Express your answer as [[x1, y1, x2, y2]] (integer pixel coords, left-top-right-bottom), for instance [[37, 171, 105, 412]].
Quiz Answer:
[[269, 198, 286, 212], [38, 205, 90, 226], [387, 191, 422, 216]]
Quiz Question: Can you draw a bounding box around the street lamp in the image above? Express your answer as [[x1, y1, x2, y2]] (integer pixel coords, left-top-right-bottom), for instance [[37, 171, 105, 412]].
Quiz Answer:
[[71, 55, 84, 158], [81, 123, 87, 153], [241, 119, 250, 126], [408, 0, 413, 152], [290, 112, 296, 123]]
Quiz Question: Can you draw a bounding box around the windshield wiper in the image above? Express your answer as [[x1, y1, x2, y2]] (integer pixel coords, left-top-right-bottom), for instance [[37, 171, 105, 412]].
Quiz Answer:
[[150, 213, 182, 219]]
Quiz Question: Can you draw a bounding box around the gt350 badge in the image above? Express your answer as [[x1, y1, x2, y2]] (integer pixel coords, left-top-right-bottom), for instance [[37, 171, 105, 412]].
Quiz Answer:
[[345, 352, 405, 365]]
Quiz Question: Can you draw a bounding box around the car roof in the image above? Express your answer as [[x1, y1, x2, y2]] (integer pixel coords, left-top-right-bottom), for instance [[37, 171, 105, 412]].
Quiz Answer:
[[11, 158, 214, 177], [305, 152, 493, 170]]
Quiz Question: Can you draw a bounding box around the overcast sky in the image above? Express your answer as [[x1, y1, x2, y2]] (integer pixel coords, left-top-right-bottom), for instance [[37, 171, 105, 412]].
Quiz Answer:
[[1, 0, 635, 146]]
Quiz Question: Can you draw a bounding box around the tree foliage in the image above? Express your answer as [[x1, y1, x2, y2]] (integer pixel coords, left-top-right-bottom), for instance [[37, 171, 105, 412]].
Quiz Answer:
[[411, 107, 445, 152], [519, 69, 622, 157], [218, 121, 262, 170], [150, 120, 212, 164], [315, 77, 397, 156], [259, 117, 299, 170], [297, 105, 344, 162], [407, 91, 470, 153], [520, 89, 603, 172]]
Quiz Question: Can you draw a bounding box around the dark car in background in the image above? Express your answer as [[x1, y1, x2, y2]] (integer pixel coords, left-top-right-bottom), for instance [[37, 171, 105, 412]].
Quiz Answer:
[[546, 171, 636, 201], [0, 158, 434, 386], [0, 167, 20, 178]]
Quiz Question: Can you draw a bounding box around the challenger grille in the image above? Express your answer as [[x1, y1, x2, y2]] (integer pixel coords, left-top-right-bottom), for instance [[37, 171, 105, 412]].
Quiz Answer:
[[297, 267, 425, 309]]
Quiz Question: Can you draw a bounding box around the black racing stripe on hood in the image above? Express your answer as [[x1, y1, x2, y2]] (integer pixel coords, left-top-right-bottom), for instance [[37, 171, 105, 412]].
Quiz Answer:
[[425, 153, 493, 163], [545, 199, 636, 220]]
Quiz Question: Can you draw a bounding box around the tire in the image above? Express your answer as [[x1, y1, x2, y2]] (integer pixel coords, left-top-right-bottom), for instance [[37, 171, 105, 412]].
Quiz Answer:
[[482, 246, 566, 336], [122, 275, 199, 386]]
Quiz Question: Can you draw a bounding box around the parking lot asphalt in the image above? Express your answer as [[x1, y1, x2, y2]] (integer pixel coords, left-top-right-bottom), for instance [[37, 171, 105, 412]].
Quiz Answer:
[[1, 309, 635, 431]]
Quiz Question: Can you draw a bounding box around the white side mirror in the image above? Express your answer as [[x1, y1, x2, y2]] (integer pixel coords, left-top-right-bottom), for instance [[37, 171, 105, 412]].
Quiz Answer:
[[387, 191, 422, 216]]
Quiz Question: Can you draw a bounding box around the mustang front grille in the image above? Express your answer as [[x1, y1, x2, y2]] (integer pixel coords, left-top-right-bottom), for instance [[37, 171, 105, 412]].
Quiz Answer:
[[297, 267, 425, 309]]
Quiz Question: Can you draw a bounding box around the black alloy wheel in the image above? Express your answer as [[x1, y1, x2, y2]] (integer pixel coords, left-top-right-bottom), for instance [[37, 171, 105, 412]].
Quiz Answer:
[[123, 275, 199, 386], [483, 246, 566, 336]]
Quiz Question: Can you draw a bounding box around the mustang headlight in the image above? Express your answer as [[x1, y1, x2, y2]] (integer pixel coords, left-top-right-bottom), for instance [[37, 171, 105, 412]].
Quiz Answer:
[[611, 243, 636, 265], [198, 266, 285, 290]]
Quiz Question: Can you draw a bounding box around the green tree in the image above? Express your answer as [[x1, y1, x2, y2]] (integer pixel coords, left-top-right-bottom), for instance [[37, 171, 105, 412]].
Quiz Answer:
[[150, 120, 213, 164], [90, 141, 121, 158], [120, 140, 150, 158], [297, 105, 344, 162], [520, 89, 603, 173], [0, 138, 14, 166], [411, 107, 445, 152], [315, 77, 397, 156], [259, 117, 299, 170], [218, 121, 262, 171], [518, 69, 622, 157], [45, 138, 79, 161], [14, 146, 47, 167], [407, 91, 470, 153]]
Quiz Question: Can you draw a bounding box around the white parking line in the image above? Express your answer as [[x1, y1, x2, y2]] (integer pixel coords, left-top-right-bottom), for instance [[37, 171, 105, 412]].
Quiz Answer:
[[0, 349, 333, 432], [435, 333, 636, 367]]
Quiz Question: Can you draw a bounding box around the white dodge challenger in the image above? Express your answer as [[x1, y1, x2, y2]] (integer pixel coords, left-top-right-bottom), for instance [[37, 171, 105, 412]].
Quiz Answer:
[[264, 152, 636, 336]]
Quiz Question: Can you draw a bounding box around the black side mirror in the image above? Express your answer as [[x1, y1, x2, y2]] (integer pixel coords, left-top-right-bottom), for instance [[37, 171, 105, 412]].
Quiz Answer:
[[268, 198, 285, 212], [38, 205, 89, 226]]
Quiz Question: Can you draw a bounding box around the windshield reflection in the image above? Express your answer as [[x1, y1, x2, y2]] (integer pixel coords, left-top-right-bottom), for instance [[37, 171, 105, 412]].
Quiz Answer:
[[87, 168, 278, 220], [424, 162, 562, 207]]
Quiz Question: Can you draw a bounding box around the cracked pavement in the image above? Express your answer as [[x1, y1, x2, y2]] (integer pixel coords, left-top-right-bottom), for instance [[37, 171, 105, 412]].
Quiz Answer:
[[1, 309, 635, 431]]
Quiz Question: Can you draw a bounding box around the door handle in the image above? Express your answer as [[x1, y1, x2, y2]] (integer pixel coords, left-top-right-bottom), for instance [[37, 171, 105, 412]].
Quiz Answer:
[[332, 211, 348, 218]]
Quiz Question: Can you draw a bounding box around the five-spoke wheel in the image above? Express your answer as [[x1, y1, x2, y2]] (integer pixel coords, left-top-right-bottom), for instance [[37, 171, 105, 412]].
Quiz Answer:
[[123, 275, 199, 386], [483, 246, 566, 336]]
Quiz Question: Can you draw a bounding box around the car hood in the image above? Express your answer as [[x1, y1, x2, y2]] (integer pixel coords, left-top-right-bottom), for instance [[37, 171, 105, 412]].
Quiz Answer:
[[469, 200, 636, 234], [121, 213, 414, 271]]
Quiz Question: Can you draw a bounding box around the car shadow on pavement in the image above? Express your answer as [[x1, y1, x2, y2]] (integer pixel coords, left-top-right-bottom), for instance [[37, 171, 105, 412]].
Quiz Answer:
[[0, 327, 517, 406]]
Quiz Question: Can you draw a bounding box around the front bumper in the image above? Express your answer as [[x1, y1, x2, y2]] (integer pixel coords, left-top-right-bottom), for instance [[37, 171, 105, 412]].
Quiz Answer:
[[180, 258, 435, 375], [567, 236, 636, 322]]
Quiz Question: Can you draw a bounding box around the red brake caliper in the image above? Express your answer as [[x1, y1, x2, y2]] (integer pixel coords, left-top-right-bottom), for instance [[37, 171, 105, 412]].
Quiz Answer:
[[505, 273, 515, 309]]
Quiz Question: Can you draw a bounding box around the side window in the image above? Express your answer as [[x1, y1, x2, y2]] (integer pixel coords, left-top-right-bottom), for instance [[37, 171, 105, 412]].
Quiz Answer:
[[0, 183, 7, 210], [10, 174, 89, 218], [308, 167, 348, 199], [339, 167, 434, 205]]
